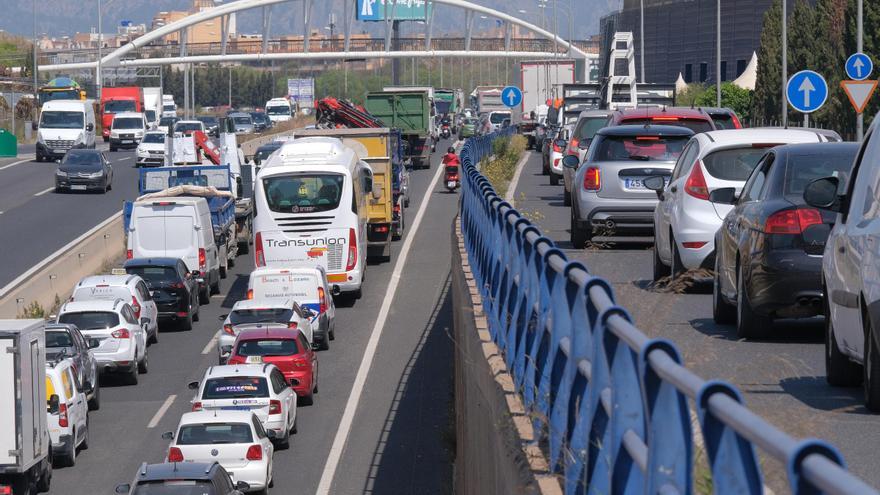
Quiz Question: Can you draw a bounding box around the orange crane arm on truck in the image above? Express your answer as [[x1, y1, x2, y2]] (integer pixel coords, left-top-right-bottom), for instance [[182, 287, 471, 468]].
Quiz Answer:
[[193, 131, 221, 164]]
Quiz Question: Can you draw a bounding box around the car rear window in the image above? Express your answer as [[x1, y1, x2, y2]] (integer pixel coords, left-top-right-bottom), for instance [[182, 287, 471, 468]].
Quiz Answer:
[[622, 118, 713, 134], [133, 480, 215, 495], [574, 116, 609, 141], [58, 311, 119, 330], [592, 135, 689, 162], [710, 115, 736, 130], [236, 339, 299, 357], [783, 150, 857, 202], [263, 173, 345, 214], [176, 423, 253, 445], [702, 147, 768, 181], [126, 266, 180, 286], [203, 377, 269, 399], [230, 308, 294, 326]]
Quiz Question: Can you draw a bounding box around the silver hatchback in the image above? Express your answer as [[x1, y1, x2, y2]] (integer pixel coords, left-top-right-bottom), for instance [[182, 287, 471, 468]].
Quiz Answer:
[[566, 125, 693, 247]]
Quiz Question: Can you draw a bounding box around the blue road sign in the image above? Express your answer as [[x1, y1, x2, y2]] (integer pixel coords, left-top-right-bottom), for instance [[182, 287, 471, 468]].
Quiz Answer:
[[846, 52, 873, 81], [786, 70, 828, 113], [501, 86, 523, 108]]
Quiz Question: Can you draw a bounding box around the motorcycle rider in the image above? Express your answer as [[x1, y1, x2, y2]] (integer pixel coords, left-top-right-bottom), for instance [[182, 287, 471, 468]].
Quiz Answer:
[[443, 146, 461, 190]]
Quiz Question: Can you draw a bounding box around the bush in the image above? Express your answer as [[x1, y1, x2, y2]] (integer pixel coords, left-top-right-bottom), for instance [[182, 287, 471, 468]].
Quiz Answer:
[[482, 135, 527, 197]]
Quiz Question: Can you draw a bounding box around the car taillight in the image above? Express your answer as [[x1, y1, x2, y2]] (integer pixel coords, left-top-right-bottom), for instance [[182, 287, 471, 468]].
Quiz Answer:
[[292, 357, 309, 369], [58, 403, 69, 428], [126, 249, 133, 259], [0, 486, 12, 495], [764, 208, 823, 234], [287, 321, 298, 330], [583, 167, 600, 191], [255, 232, 265, 267], [567, 138, 580, 155], [246, 444, 263, 461], [167, 447, 184, 462], [317, 287, 327, 314], [111, 328, 130, 339], [552, 142, 562, 153], [192, 401, 202, 412], [732, 114, 742, 128], [131, 296, 141, 319], [198, 248, 206, 272], [393, 203, 400, 214], [346, 228, 357, 271], [269, 399, 282, 415], [170, 282, 185, 289], [246, 289, 254, 299], [223, 324, 235, 335], [682, 241, 707, 249], [684, 161, 709, 200]]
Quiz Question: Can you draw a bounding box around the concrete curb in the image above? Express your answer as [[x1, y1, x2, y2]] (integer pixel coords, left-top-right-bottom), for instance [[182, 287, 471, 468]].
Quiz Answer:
[[452, 216, 562, 495]]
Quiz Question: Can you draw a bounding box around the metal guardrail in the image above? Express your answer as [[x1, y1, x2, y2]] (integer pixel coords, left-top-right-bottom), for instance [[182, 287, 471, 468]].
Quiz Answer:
[[458, 130, 879, 495]]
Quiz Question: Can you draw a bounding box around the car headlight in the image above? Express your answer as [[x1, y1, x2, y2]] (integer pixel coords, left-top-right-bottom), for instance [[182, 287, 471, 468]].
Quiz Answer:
[[88, 171, 103, 178], [55, 169, 67, 177]]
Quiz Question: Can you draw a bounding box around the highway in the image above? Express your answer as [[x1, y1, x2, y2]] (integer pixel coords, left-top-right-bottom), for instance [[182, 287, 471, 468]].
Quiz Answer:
[[509, 149, 880, 492], [40, 145, 458, 494]]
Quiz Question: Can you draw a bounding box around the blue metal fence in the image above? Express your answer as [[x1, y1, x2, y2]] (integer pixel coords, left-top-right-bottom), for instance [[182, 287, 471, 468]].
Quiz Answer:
[[458, 130, 878, 495]]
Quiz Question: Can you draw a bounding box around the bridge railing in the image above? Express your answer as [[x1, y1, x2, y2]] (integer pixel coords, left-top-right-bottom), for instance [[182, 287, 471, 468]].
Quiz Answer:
[[458, 130, 878, 495]]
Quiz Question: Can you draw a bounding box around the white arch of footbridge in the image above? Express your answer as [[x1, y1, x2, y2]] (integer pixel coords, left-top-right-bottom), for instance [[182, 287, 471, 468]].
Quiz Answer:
[[39, 0, 595, 71]]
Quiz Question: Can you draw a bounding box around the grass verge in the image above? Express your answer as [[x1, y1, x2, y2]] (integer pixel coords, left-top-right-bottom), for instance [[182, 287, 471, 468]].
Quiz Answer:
[[480, 135, 527, 198]]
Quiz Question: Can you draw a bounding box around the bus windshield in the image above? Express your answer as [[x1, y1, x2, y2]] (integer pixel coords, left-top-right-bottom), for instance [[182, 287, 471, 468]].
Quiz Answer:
[[263, 173, 345, 214]]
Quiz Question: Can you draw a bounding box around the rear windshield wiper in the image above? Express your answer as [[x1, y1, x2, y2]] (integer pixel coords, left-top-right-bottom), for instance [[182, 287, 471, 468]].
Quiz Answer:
[[628, 155, 650, 161]]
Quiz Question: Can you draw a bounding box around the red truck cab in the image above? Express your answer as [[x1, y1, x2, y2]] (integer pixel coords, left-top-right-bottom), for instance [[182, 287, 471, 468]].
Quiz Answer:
[[100, 87, 144, 141]]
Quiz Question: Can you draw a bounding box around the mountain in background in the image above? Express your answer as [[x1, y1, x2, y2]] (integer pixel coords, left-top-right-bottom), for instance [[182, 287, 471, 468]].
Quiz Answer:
[[3, 0, 618, 40]]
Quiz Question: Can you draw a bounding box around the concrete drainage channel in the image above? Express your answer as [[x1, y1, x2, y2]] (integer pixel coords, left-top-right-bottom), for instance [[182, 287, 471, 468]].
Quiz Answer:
[[0, 212, 125, 318]]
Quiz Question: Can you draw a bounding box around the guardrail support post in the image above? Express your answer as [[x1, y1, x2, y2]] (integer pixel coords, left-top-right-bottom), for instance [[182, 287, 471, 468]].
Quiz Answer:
[[787, 440, 846, 495]]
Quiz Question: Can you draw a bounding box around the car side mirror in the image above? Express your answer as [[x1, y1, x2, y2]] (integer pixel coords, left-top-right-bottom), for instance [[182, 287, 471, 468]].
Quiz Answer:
[[86, 123, 94, 132], [803, 176, 842, 212], [48, 394, 60, 414], [561, 155, 579, 169], [161, 431, 174, 440], [235, 481, 251, 492], [218, 314, 228, 321], [708, 187, 738, 205], [187, 381, 200, 390], [266, 429, 277, 439], [115, 484, 131, 494], [220, 345, 233, 355], [87, 338, 100, 349], [643, 176, 667, 200]]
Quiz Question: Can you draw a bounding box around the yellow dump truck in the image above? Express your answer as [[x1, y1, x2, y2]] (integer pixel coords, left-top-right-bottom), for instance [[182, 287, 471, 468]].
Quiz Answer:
[[294, 128, 403, 261]]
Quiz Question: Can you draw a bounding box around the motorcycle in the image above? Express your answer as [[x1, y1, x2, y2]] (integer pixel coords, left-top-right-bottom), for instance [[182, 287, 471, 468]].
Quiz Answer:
[[445, 165, 460, 192], [440, 124, 451, 139]]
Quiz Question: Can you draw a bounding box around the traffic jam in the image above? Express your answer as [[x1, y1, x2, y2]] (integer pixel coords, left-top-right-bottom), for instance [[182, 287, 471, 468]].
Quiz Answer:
[[1, 83, 470, 494]]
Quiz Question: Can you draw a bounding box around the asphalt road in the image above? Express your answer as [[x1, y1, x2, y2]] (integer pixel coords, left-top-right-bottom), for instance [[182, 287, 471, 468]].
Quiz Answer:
[[511, 150, 880, 492], [40, 142, 459, 494], [0, 147, 140, 288]]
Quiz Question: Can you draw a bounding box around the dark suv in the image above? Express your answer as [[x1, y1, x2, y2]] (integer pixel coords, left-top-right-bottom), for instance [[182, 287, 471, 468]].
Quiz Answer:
[[116, 462, 249, 494], [45, 323, 101, 410], [124, 258, 200, 330]]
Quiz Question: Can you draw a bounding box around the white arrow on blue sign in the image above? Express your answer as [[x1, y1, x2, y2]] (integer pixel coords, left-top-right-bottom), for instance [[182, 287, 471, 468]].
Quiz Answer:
[[846, 52, 873, 81], [501, 86, 523, 108], [786, 70, 828, 113]]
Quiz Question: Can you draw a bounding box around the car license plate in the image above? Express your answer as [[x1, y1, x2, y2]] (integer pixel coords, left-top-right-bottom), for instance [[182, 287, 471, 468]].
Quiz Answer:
[[221, 406, 251, 411], [246, 356, 263, 364], [624, 178, 667, 190], [71, 185, 87, 191], [447, 181, 457, 189], [121, 140, 133, 144]]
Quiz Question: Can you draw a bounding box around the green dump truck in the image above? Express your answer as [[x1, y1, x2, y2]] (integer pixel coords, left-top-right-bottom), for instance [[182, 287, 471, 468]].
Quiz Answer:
[[364, 90, 434, 169]]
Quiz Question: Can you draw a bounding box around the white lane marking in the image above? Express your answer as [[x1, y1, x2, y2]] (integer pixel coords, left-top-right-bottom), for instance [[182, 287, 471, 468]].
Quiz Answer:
[[0, 156, 35, 171], [147, 395, 177, 428], [201, 330, 221, 355], [33, 186, 55, 197], [117, 156, 132, 161], [315, 159, 447, 495], [505, 151, 532, 205]]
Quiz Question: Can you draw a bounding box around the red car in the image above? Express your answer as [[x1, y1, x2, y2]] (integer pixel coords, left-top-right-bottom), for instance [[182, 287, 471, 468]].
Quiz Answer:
[[607, 107, 716, 134], [226, 325, 318, 405]]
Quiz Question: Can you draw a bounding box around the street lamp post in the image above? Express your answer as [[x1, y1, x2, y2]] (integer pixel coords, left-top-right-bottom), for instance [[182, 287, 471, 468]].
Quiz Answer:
[[781, 0, 787, 127], [97, 0, 103, 98], [640, 0, 645, 83], [857, 0, 864, 140], [32, 0, 38, 101], [716, 0, 721, 107]]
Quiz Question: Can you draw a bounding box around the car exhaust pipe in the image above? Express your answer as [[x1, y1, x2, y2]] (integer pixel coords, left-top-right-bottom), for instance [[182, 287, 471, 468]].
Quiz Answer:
[[605, 220, 615, 230]]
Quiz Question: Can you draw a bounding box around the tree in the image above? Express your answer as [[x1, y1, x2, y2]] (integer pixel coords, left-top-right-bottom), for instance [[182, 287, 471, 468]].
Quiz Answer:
[[752, 0, 784, 125], [695, 83, 754, 121]]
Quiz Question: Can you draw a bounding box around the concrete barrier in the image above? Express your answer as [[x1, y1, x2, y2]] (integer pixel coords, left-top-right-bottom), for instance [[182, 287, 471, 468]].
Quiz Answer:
[[0, 212, 125, 318], [451, 217, 561, 495]]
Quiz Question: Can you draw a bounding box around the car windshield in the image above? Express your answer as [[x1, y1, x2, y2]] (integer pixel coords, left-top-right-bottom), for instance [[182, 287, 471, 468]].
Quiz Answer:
[[266, 105, 290, 116], [176, 423, 253, 445], [159, 118, 177, 127], [126, 266, 179, 286], [702, 147, 768, 181], [62, 151, 102, 168], [198, 117, 218, 125], [235, 339, 298, 357], [175, 122, 202, 133], [263, 173, 344, 214], [104, 100, 136, 114], [202, 376, 269, 399], [230, 308, 294, 326], [783, 148, 857, 202], [40, 111, 84, 129], [142, 133, 165, 144], [58, 311, 119, 330], [113, 118, 143, 130], [234, 116, 252, 125], [574, 116, 608, 141], [45, 330, 73, 348], [623, 118, 714, 134], [254, 146, 280, 163], [163, 104, 176, 111], [251, 113, 268, 123], [593, 135, 689, 162], [133, 480, 216, 495], [490, 113, 510, 124]]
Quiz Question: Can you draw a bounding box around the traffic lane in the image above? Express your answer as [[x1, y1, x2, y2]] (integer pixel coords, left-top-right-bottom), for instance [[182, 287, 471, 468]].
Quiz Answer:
[[45, 146, 448, 493], [0, 150, 139, 287], [510, 150, 880, 490]]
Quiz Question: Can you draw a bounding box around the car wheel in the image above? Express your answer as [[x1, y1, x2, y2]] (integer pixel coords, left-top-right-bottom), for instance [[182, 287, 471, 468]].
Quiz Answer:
[[109, 145, 117, 152], [736, 262, 771, 340], [148, 327, 158, 345], [220, 258, 228, 279], [652, 241, 670, 282], [62, 431, 76, 467], [138, 348, 149, 374], [199, 286, 209, 305], [319, 335, 329, 351], [542, 160, 549, 175], [329, 324, 335, 341], [180, 312, 193, 331], [239, 239, 249, 255], [210, 273, 221, 295], [36, 457, 51, 492], [825, 297, 861, 386], [670, 237, 685, 280], [126, 361, 139, 385], [88, 381, 101, 411], [107, 180, 112, 191], [563, 188, 571, 207], [570, 205, 590, 249], [276, 425, 290, 450], [299, 391, 314, 406], [863, 315, 880, 412], [712, 255, 735, 324], [550, 172, 559, 186], [80, 419, 89, 450], [193, 298, 200, 322]]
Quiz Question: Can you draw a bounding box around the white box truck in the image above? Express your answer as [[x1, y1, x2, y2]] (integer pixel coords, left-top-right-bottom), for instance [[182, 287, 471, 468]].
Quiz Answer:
[[0, 320, 52, 495], [142, 87, 162, 128]]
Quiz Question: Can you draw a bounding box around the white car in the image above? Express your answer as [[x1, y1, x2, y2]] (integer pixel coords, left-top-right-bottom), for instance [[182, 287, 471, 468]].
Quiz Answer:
[[70, 274, 159, 344], [649, 128, 837, 280], [247, 266, 337, 350], [189, 364, 297, 447], [163, 411, 275, 492], [109, 112, 147, 152], [57, 299, 149, 385], [46, 357, 90, 467], [218, 298, 315, 364], [548, 126, 572, 185], [135, 131, 166, 167]]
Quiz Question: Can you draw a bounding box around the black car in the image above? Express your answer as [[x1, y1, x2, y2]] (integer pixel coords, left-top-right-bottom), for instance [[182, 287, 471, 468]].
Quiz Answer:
[[45, 323, 101, 410], [124, 258, 200, 330], [252, 141, 283, 167], [55, 149, 113, 193], [712, 142, 859, 338], [196, 115, 220, 137], [115, 462, 249, 494], [250, 111, 272, 132]]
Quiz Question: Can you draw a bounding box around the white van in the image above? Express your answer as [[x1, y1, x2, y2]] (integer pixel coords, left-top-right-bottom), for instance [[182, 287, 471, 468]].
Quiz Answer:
[[253, 137, 371, 298], [36, 99, 96, 162], [45, 357, 89, 467], [265, 98, 293, 123], [246, 266, 337, 349], [127, 197, 221, 304], [162, 95, 177, 118], [109, 111, 147, 151]]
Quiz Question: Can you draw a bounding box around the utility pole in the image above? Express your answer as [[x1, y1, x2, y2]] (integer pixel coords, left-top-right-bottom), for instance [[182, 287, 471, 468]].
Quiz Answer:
[[781, 0, 787, 127], [857, 0, 864, 140], [32, 0, 38, 101], [716, 0, 721, 107], [391, 20, 400, 85], [228, 67, 232, 107], [640, 0, 645, 83], [97, 0, 103, 97]]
